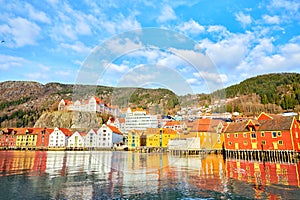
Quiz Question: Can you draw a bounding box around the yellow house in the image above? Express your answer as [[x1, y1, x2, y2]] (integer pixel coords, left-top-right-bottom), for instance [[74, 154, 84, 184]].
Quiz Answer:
[[127, 130, 144, 150], [15, 128, 37, 148], [185, 119, 225, 150], [145, 128, 178, 148]]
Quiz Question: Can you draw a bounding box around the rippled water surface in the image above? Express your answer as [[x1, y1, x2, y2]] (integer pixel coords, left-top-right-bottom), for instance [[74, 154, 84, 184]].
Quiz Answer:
[[0, 151, 299, 199]]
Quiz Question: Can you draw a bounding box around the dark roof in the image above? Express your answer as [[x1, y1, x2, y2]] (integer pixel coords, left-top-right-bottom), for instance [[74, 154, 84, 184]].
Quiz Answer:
[[224, 116, 295, 133]]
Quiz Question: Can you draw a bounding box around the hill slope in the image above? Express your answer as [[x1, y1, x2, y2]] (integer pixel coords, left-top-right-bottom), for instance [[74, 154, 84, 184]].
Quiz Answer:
[[0, 81, 179, 128], [224, 73, 300, 109]]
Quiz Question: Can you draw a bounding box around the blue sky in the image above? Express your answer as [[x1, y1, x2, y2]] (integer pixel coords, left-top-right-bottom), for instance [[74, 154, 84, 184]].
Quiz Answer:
[[0, 0, 300, 95]]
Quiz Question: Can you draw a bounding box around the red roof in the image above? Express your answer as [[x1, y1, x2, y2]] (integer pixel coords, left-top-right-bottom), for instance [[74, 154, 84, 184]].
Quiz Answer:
[[191, 119, 221, 132], [106, 124, 122, 135], [63, 99, 72, 106], [58, 128, 73, 136], [93, 96, 103, 104], [164, 121, 182, 127]]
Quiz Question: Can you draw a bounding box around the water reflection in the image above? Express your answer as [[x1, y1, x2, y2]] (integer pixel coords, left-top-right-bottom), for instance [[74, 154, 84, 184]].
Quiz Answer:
[[0, 151, 299, 199]]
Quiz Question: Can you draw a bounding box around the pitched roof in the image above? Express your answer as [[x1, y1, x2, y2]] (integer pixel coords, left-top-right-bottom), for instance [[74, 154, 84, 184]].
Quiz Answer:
[[58, 128, 73, 136], [164, 121, 182, 127], [106, 124, 122, 135], [224, 116, 295, 133], [63, 99, 72, 106], [190, 119, 221, 132], [93, 96, 103, 104]]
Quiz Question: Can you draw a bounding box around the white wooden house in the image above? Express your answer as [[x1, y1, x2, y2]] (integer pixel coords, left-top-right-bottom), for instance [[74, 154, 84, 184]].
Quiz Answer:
[[84, 129, 98, 148], [67, 131, 85, 148], [48, 127, 72, 147], [97, 124, 123, 148]]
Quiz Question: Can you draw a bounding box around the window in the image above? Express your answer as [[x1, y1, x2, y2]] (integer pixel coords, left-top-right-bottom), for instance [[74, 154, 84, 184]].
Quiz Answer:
[[261, 132, 265, 137], [228, 142, 232, 145], [278, 140, 283, 145], [243, 133, 247, 138], [227, 133, 230, 138], [262, 140, 266, 145], [251, 133, 256, 138], [277, 132, 282, 137], [243, 141, 248, 145], [234, 133, 238, 138], [272, 132, 277, 138], [296, 132, 299, 138]]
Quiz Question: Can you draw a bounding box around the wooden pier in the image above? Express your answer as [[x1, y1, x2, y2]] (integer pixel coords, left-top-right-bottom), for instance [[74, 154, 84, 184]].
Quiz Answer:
[[224, 150, 299, 163]]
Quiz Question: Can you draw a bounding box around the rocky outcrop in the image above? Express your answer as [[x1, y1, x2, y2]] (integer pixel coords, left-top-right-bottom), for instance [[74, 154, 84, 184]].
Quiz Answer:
[[34, 111, 103, 129]]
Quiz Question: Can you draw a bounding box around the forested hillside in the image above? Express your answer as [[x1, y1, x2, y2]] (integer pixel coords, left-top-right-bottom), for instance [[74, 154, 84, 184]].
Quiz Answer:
[[223, 73, 300, 110], [0, 81, 179, 128]]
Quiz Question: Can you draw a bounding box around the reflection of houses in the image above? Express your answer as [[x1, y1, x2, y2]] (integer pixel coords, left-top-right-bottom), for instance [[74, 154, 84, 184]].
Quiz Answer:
[[58, 96, 120, 116], [226, 159, 300, 198], [223, 112, 300, 159]]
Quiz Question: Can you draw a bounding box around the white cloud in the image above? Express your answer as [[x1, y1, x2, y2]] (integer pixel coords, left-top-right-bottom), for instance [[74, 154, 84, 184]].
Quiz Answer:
[[0, 54, 27, 70], [235, 12, 252, 27], [76, 19, 91, 35], [177, 19, 205, 34], [157, 5, 177, 23], [101, 15, 141, 34], [187, 78, 201, 85], [106, 63, 130, 73], [2, 17, 41, 47], [25, 3, 51, 24], [104, 37, 143, 55], [262, 15, 280, 24], [270, 0, 300, 13], [194, 71, 228, 83], [169, 48, 215, 70], [61, 41, 92, 54], [198, 32, 253, 69], [207, 25, 227, 33]]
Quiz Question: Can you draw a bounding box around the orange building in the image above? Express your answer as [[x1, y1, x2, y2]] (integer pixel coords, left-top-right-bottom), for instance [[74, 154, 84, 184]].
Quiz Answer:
[[224, 112, 300, 152]]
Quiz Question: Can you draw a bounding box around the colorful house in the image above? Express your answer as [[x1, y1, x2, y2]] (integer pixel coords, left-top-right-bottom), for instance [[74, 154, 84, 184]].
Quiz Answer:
[[224, 112, 300, 153], [162, 121, 184, 131], [84, 129, 98, 148], [67, 131, 85, 148], [0, 128, 17, 148], [145, 128, 178, 148], [97, 124, 123, 148], [48, 127, 73, 148], [35, 128, 53, 148], [187, 118, 224, 150], [127, 130, 144, 150], [15, 128, 38, 148]]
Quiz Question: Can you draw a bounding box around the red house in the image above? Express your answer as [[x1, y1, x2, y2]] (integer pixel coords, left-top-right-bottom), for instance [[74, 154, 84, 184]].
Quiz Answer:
[[35, 128, 54, 148], [224, 112, 300, 152], [0, 128, 17, 148]]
